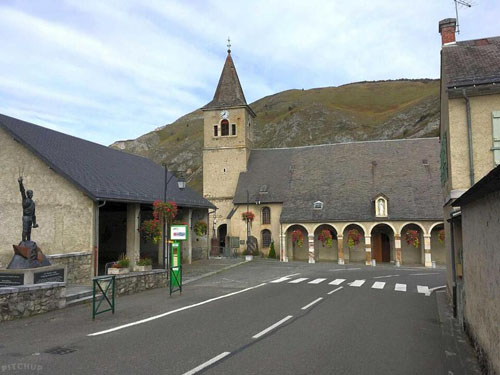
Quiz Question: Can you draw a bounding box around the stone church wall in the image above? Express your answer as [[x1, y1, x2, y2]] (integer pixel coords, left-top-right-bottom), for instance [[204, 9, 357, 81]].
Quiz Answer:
[[0, 127, 95, 268]]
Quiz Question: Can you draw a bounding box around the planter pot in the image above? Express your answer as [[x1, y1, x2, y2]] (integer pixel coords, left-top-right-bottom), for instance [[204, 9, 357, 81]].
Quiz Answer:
[[245, 255, 253, 261], [107, 267, 130, 275], [133, 265, 152, 272]]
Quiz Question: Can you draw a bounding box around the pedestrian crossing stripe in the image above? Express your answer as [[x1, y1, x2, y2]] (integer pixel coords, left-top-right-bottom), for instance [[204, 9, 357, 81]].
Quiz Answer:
[[270, 276, 433, 296]]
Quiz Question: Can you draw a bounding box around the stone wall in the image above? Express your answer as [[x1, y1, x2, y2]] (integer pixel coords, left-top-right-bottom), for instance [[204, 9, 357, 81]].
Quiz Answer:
[[461, 189, 500, 375], [114, 269, 167, 296], [47, 252, 93, 285], [0, 282, 65, 322]]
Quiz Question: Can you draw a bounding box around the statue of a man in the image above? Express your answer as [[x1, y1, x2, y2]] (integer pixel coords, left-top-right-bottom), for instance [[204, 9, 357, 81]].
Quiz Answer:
[[18, 177, 38, 242]]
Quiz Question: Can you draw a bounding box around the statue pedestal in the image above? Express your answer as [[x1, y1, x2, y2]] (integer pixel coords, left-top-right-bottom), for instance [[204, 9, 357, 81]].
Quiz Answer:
[[0, 265, 67, 287]]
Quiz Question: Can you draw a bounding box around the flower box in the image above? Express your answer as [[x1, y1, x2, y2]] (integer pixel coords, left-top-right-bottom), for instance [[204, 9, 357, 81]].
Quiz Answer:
[[108, 267, 130, 275], [133, 265, 153, 272]]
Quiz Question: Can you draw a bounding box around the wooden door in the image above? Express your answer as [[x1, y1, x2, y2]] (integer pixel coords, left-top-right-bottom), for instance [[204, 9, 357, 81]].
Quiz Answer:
[[381, 233, 391, 262], [372, 233, 382, 262]]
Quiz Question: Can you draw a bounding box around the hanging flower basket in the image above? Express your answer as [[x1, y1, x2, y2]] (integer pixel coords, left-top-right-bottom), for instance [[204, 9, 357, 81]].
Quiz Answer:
[[347, 229, 361, 248], [153, 200, 178, 223], [405, 230, 420, 248], [291, 229, 304, 247], [438, 229, 445, 244], [242, 211, 255, 222], [318, 229, 333, 247], [139, 219, 161, 243], [193, 221, 208, 236]]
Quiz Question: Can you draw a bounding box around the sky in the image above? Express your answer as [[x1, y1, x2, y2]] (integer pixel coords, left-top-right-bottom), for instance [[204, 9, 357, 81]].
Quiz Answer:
[[0, 0, 499, 146]]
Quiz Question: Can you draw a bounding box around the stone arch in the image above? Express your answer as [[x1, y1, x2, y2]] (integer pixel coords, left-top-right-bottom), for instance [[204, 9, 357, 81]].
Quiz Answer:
[[398, 221, 427, 236], [286, 224, 309, 261], [370, 223, 395, 263], [400, 223, 424, 265], [342, 224, 366, 264], [369, 222, 397, 235], [314, 224, 338, 262], [430, 223, 446, 265], [340, 222, 367, 235], [429, 221, 445, 234]]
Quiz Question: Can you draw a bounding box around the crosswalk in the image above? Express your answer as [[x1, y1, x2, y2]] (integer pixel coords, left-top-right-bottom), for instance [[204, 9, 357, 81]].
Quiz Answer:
[[270, 276, 433, 296]]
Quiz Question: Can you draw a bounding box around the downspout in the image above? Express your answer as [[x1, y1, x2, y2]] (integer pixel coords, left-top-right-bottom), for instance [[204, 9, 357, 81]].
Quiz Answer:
[[94, 200, 106, 276], [462, 89, 474, 186], [448, 209, 459, 318]]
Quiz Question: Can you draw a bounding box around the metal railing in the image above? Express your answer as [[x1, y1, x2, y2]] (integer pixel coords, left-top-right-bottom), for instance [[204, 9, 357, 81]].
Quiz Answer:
[[92, 275, 115, 319]]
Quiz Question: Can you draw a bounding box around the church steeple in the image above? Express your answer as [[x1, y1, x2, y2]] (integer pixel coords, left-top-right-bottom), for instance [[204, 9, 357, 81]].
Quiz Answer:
[[203, 47, 254, 115]]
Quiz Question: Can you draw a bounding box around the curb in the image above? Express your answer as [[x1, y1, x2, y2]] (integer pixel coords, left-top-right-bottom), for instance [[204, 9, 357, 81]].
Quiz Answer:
[[183, 260, 250, 285]]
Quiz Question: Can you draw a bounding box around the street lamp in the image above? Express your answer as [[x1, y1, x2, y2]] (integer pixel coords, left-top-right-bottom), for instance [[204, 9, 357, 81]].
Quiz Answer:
[[162, 164, 186, 270]]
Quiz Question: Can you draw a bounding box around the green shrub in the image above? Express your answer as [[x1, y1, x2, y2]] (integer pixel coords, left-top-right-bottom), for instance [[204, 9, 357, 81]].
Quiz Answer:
[[136, 257, 152, 266], [116, 254, 130, 268], [268, 241, 277, 259]]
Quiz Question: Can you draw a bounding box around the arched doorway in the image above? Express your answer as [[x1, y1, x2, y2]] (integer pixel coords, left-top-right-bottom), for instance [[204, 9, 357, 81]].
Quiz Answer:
[[217, 224, 227, 254], [430, 224, 445, 264], [314, 224, 338, 262], [286, 225, 309, 261], [400, 223, 424, 265], [342, 224, 365, 263], [371, 224, 395, 263]]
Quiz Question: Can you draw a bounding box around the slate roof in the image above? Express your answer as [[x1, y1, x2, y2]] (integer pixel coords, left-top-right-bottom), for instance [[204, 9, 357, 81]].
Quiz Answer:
[[202, 52, 255, 116], [442, 36, 500, 88], [453, 164, 500, 207], [234, 138, 442, 223], [0, 114, 214, 208]]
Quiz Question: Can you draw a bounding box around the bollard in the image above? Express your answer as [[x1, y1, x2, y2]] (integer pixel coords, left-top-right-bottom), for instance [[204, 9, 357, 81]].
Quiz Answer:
[[396, 261, 401, 267], [371, 259, 376, 267], [432, 261, 437, 269]]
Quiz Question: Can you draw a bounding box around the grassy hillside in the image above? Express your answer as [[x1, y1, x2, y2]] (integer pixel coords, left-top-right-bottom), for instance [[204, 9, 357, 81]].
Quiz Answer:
[[111, 79, 440, 193]]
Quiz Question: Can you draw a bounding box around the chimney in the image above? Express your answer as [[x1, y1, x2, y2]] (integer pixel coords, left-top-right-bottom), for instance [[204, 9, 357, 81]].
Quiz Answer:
[[439, 18, 456, 45]]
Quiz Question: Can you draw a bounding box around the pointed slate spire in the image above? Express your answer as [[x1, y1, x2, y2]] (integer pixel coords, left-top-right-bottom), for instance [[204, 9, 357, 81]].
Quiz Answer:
[[203, 49, 249, 110]]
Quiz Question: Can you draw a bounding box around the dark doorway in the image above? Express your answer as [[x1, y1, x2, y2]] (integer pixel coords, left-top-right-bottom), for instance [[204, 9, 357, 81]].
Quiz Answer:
[[381, 233, 391, 262], [98, 202, 127, 275], [217, 224, 227, 253]]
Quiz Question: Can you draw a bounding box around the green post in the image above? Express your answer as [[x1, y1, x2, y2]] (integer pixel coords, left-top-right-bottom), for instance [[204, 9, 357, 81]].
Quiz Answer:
[[169, 225, 187, 296]]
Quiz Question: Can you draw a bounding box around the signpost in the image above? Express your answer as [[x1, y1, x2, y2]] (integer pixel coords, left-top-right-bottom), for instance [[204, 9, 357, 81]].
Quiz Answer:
[[169, 225, 187, 296]]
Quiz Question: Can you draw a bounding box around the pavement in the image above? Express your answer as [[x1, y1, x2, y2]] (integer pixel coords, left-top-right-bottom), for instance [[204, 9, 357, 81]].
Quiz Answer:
[[0, 259, 481, 374]]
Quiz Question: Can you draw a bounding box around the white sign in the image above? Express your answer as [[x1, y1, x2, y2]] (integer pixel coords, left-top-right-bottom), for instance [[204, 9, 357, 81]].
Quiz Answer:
[[170, 225, 188, 240]]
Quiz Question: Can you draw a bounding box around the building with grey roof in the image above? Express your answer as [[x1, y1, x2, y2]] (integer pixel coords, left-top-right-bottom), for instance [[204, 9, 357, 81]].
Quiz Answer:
[[203, 49, 444, 266], [0, 114, 214, 281]]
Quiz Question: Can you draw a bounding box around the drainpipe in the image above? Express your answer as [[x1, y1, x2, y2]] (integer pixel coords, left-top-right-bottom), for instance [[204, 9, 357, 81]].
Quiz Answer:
[[448, 209, 460, 318], [94, 200, 106, 276], [462, 89, 474, 186]]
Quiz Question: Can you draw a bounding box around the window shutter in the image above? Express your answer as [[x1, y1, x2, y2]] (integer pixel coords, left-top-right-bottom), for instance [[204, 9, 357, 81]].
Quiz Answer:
[[492, 112, 500, 165]]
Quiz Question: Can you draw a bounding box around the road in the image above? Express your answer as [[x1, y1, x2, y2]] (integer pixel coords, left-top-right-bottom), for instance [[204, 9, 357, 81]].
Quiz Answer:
[[0, 260, 477, 374]]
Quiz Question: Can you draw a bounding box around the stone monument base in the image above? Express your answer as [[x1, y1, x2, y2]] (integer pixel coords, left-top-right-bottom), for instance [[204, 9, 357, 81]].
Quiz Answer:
[[0, 265, 67, 287]]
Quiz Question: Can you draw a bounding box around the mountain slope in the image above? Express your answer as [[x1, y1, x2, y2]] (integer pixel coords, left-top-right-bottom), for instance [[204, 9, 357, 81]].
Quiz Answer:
[[111, 79, 440, 193]]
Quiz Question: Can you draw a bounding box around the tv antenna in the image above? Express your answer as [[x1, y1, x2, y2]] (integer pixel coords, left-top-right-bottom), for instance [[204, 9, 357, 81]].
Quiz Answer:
[[454, 0, 472, 34]]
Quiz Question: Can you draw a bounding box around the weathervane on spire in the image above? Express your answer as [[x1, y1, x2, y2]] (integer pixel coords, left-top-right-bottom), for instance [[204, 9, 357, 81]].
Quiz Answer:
[[227, 36, 231, 53]]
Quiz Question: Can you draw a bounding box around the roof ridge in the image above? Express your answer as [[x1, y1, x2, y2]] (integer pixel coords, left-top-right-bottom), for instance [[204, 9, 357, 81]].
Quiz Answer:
[[252, 137, 439, 151]]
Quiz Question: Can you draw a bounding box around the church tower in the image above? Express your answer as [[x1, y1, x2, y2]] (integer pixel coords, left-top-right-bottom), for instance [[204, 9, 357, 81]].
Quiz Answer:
[[202, 45, 256, 248]]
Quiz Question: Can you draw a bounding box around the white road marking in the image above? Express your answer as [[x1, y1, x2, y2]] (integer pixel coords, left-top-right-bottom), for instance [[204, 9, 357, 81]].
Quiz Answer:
[[252, 315, 293, 339], [182, 352, 231, 375], [308, 278, 327, 284], [417, 285, 430, 295], [270, 277, 291, 283], [373, 274, 399, 279], [329, 279, 346, 285], [264, 273, 301, 283], [332, 268, 361, 271], [349, 280, 365, 287], [371, 282, 386, 289], [409, 273, 440, 276], [88, 283, 267, 336], [301, 297, 324, 310], [395, 283, 407, 292], [428, 285, 447, 295], [328, 286, 343, 295], [289, 278, 308, 284]]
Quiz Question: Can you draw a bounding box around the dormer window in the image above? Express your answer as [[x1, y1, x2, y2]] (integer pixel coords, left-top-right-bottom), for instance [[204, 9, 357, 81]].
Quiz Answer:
[[259, 185, 268, 193], [313, 201, 323, 210], [374, 195, 388, 217]]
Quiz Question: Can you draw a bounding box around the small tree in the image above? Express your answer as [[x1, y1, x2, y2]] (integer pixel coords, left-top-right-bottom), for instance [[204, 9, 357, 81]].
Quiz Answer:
[[268, 241, 277, 259]]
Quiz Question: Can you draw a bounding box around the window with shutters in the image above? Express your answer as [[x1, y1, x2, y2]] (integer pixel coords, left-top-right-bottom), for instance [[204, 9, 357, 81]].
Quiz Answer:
[[262, 207, 271, 224], [221, 119, 229, 136], [492, 112, 500, 165], [262, 229, 272, 248]]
